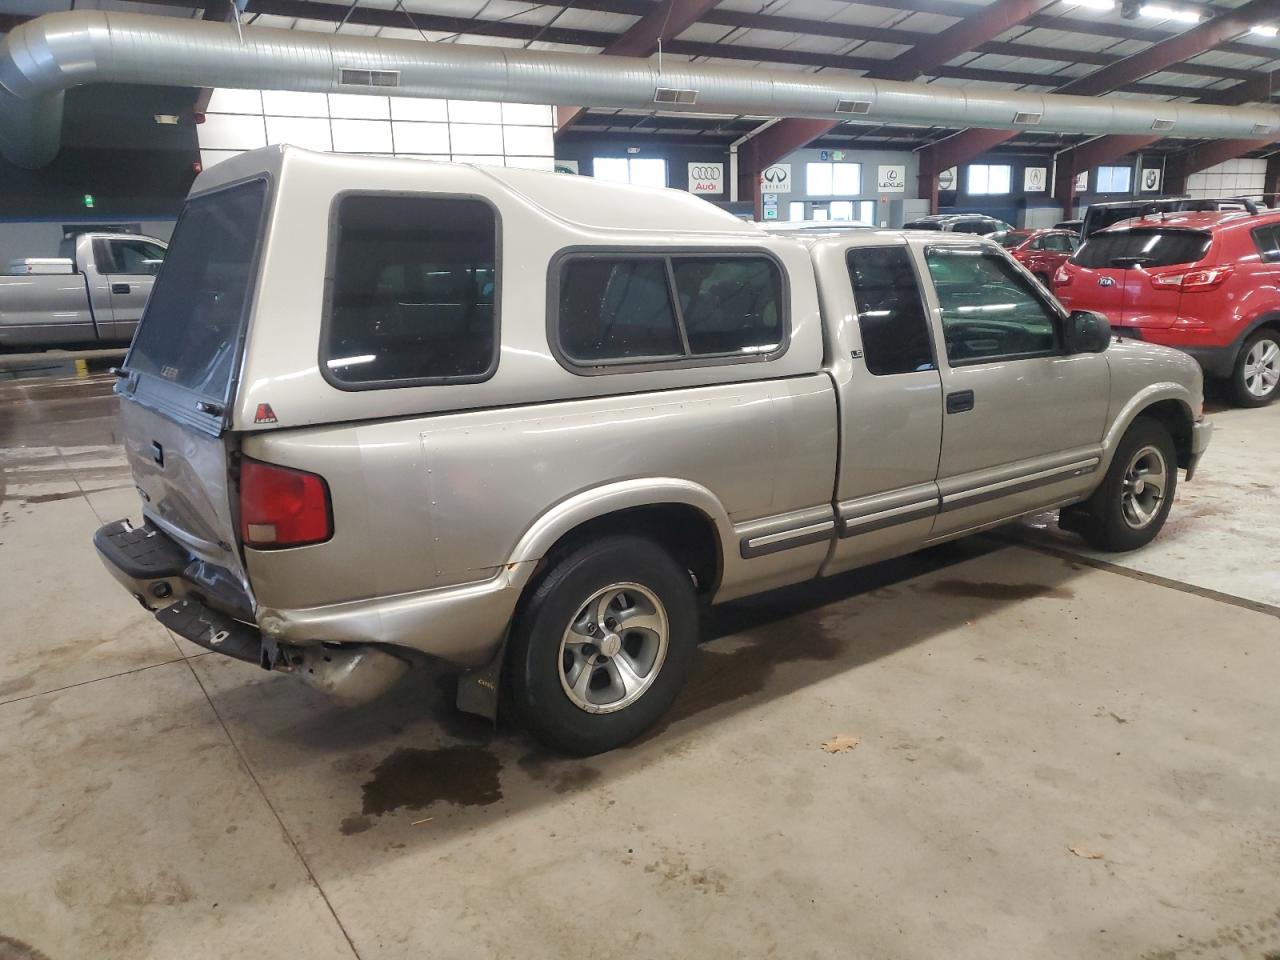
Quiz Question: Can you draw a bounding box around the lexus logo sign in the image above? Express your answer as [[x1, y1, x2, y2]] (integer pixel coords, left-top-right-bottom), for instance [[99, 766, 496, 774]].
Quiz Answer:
[[687, 162, 724, 195]]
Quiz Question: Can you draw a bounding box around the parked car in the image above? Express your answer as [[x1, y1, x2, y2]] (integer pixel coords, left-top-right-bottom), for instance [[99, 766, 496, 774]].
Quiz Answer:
[[993, 228, 1080, 286], [1054, 219, 1084, 237], [0, 232, 167, 347], [902, 213, 1013, 236], [1054, 210, 1280, 407], [1080, 196, 1259, 238], [94, 146, 1211, 755]]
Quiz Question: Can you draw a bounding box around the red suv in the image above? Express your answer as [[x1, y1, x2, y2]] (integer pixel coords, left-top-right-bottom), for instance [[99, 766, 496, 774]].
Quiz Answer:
[[995, 228, 1080, 286], [1054, 211, 1280, 406]]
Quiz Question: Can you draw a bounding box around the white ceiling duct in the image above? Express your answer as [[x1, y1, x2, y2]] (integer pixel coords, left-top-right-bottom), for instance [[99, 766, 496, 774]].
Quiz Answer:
[[1, 10, 1278, 169]]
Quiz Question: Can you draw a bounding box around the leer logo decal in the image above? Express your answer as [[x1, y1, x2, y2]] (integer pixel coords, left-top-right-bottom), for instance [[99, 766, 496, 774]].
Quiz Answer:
[[254, 403, 278, 424]]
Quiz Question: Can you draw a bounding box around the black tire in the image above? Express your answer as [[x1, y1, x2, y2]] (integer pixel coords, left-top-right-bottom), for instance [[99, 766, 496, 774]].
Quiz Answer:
[[1062, 417, 1178, 552], [1228, 328, 1280, 408], [506, 535, 698, 756]]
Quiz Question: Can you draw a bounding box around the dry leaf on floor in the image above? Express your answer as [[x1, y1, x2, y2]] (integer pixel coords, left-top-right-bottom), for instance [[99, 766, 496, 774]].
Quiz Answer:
[[821, 735, 861, 754], [1068, 846, 1104, 860]]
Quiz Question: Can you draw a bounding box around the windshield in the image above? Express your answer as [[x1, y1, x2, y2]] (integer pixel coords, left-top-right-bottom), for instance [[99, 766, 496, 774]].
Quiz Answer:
[[126, 179, 269, 401], [994, 232, 1028, 248], [1072, 229, 1211, 269]]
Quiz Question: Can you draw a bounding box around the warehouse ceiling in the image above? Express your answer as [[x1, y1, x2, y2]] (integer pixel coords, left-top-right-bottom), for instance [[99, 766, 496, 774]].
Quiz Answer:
[[1, 0, 1278, 155]]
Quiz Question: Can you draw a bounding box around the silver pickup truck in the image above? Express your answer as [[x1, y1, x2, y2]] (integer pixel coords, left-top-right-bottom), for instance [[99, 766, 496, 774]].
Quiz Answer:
[[93, 146, 1211, 755], [0, 232, 166, 347]]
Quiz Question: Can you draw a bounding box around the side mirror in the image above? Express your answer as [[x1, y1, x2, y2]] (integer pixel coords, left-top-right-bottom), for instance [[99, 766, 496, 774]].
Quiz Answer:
[[1066, 310, 1111, 354]]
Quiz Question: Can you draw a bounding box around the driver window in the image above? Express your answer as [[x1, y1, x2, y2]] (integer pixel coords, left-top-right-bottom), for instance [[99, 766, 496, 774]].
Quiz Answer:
[[105, 239, 166, 276], [1043, 234, 1073, 253], [924, 246, 1061, 364]]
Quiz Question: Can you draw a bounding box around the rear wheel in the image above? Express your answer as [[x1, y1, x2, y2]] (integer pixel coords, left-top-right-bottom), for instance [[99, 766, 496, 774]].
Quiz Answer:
[[1229, 329, 1280, 407], [1061, 417, 1177, 552], [506, 535, 698, 756]]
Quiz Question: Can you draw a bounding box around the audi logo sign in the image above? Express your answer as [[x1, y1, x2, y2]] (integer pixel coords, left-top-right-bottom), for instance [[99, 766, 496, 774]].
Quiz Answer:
[[687, 162, 725, 195]]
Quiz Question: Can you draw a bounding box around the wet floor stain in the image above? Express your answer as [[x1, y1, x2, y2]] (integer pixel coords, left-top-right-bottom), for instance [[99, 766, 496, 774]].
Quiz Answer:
[[359, 745, 503, 818], [340, 814, 374, 836], [926, 579, 1074, 601], [0, 934, 53, 960], [517, 751, 602, 794], [17, 485, 128, 505]]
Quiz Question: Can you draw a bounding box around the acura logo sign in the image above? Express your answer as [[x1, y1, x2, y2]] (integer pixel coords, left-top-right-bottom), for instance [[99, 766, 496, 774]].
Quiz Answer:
[[1098, 276, 1115, 287]]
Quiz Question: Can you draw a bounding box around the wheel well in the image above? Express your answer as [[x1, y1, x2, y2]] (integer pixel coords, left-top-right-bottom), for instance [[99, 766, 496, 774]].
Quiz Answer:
[[1136, 400, 1193, 470], [538, 503, 723, 597]]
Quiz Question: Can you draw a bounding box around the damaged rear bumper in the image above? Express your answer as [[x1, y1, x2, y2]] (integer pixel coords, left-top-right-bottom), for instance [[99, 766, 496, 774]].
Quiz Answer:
[[92, 519, 410, 702]]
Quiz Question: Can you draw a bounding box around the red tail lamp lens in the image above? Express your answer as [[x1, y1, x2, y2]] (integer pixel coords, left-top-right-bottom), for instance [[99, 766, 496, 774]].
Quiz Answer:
[[239, 458, 332, 548]]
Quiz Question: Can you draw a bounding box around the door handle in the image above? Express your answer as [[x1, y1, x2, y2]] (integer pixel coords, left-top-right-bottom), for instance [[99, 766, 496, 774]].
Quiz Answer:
[[946, 390, 975, 414], [111, 282, 131, 294]]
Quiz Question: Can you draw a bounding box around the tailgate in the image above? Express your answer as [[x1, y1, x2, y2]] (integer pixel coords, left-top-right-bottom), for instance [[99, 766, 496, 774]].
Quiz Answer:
[[115, 176, 271, 584], [120, 397, 244, 576], [1062, 265, 1127, 320]]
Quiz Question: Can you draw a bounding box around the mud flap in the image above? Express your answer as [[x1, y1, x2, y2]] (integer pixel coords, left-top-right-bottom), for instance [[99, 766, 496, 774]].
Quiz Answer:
[[456, 630, 508, 724]]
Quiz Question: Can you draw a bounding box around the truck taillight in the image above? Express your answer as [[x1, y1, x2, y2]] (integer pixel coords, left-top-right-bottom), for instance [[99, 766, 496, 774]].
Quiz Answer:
[[1053, 265, 1072, 286], [1150, 265, 1234, 291], [239, 458, 332, 548]]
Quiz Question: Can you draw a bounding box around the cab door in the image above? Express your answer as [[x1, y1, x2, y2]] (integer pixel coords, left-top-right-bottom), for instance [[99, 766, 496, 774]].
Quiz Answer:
[[820, 241, 945, 575], [917, 241, 1110, 539], [97, 237, 166, 341]]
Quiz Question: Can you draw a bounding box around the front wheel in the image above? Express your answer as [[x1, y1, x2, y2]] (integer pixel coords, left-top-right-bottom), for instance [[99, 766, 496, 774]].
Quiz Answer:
[[506, 535, 699, 755], [1229, 329, 1280, 407], [1061, 417, 1178, 552]]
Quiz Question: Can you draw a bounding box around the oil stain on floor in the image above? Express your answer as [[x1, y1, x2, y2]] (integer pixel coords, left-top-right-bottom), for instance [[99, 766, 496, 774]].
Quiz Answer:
[[358, 745, 503, 819]]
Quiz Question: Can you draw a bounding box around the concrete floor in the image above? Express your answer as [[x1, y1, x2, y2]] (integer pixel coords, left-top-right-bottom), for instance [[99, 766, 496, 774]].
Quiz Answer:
[[2, 365, 1278, 960]]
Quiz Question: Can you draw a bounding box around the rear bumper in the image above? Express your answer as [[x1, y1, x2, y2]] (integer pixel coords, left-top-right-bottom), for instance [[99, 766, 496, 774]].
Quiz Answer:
[[94, 517, 514, 689], [1179, 345, 1237, 380]]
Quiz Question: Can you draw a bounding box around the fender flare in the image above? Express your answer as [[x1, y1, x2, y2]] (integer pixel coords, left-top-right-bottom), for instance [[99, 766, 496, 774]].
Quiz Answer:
[[504, 477, 735, 591], [1100, 382, 1197, 474]]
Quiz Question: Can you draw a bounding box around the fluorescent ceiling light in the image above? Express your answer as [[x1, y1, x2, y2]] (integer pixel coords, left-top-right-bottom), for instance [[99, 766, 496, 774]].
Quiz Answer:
[[1138, 3, 1203, 22], [1250, 23, 1279, 36], [1072, 0, 1115, 9]]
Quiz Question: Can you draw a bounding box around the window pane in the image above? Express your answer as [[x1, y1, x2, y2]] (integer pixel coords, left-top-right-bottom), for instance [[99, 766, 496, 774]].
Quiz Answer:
[[967, 165, 989, 194], [832, 163, 861, 194], [324, 195, 497, 385], [559, 259, 682, 362], [806, 162, 834, 196], [830, 201, 854, 221], [847, 247, 935, 376], [629, 158, 668, 187], [1072, 229, 1210, 268], [924, 247, 1059, 363], [1253, 226, 1280, 260], [789, 201, 806, 221], [673, 257, 784, 356], [812, 207, 829, 221], [1096, 166, 1132, 193], [593, 157, 630, 183], [859, 200, 876, 224], [989, 165, 1011, 194], [126, 180, 268, 401]]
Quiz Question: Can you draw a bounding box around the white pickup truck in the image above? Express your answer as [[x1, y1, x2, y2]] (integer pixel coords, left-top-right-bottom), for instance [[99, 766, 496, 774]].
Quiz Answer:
[[95, 147, 1210, 755], [0, 232, 166, 348]]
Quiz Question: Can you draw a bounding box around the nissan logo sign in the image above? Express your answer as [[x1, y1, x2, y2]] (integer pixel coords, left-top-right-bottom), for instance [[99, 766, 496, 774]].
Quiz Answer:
[[1098, 276, 1115, 287]]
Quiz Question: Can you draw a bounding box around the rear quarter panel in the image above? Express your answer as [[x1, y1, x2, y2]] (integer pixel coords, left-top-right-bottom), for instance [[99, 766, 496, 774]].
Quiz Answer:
[[0, 274, 95, 345]]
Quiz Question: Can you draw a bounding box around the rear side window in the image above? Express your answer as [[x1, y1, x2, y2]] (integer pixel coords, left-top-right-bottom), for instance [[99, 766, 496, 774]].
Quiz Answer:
[[126, 178, 268, 401], [556, 254, 785, 367], [846, 247, 935, 376], [323, 195, 498, 387], [1072, 229, 1210, 269], [1252, 225, 1280, 261], [1042, 234, 1076, 253]]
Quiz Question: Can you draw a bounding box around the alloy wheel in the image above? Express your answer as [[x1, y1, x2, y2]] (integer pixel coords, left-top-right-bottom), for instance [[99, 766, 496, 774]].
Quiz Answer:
[[1243, 337, 1280, 398], [1120, 445, 1168, 530], [558, 582, 669, 714]]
